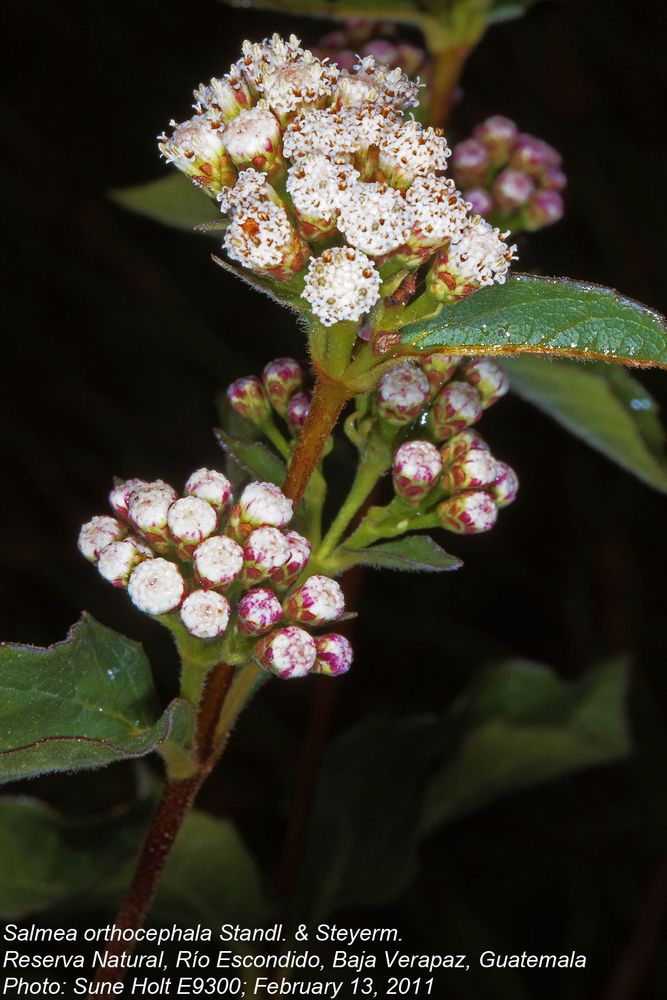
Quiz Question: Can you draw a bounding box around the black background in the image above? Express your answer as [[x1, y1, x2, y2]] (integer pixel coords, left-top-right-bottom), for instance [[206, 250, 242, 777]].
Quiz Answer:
[[3, 0, 667, 996]]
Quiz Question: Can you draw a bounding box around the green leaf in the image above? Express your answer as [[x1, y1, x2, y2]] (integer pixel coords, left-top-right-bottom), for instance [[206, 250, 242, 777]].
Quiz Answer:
[[0, 798, 267, 925], [211, 254, 308, 313], [215, 427, 286, 485], [294, 716, 440, 919], [401, 275, 667, 368], [422, 659, 631, 831], [342, 534, 463, 572], [0, 616, 193, 784], [111, 173, 218, 230], [505, 356, 667, 493]]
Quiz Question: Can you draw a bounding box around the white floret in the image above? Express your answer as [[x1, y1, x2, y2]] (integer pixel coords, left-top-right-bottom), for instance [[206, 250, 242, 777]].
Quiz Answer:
[[336, 181, 412, 256], [167, 497, 217, 546], [78, 516, 125, 562], [180, 589, 231, 639], [302, 247, 381, 326], [405, 176, 470, 247], [378, 120, 450, 187], [448, 216, 518, 288], [286, 155, 359, 224], [193, 535, 245, 588]]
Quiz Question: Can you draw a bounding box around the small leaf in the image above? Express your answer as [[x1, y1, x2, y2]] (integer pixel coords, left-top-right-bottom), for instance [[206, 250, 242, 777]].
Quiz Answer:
[[342, 534, 463, 572], [0, 799, 267, 925], [215, 427, 286, 485], [0, 616, 193, 784], [421, 659, 630, 831], [212, 254, 307, 313], [505, 356, 667, 493], [294, 716, 440, 919], [111, 174, 217, 230], [401, 275, 667, 368]]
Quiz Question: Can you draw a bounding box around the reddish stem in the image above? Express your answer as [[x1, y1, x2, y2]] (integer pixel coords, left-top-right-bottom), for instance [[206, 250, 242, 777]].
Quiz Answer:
[[282, 374, 350, 506]]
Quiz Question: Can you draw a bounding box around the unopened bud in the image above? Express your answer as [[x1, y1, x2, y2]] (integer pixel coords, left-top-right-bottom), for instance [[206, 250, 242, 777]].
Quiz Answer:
[[473, 115, 518, 166], [510, 134, 561, 177], [287, 391, 312, 432], [255, 626, 317, 678], [243, 526, 291, 581], [128, 558, 185, 616], [460, 358, 510, 407], [270, 530, 311, 588], [440, 429, 489, 466], [313, 633, 353, 677], [524, 189, 564, 231], [438, 490, 498, 535], [429, 382, 484, 440], [262, 357, 304, 416], [491, 461, 519, 508], [222, 106, 283, 173], [109, 479, 149, 520], [492, 168, 534, 214], [97, 537, 152, 587], [442, 448, 498, 493], [185, 468, 233, 512], [78, 516, 125, 562], [180, 589, 231, 639], [237, 482, 293, 529], [167, 497, 217, 548], [464, 187, 494, 217], [128, 482, 178, 542], [392, 440, 443, 506], [451, 139, 490, 188], [377, 363, 430, 425], [227, 376, 272, 425], [428, 218, 516, 302], [420, 353, 460, 397], [237, 587, 283, 636], [542, 166, 567, 192], [283, 574, 345, 626], [193, 535, 244, 589]]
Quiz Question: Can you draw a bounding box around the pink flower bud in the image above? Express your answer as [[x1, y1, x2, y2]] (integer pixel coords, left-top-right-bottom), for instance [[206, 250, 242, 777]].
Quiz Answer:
[[524, 189, 564, 231], [128, 481, 178, 542], [184, 468, 233, 512], [193, 72, 253, 123], [222, 107, 283, 174], [167, 497, 217, 548], [262, 357, 304, 416], [492, 168, 534, 214], [237, 587, 283, 636], [510, 134, 561, 177], [109, 479, 149, 520], [255, 626, 317, 679], [460, 358, 510, 408], [193, 535, 244, 589], [464, 187, 494, 217], [238, 482, 293, 529], [78, 516, 125, 562], [377, 363, 430, 425], [542, 166, 567, 191], [442, 448, 498, 493], [97, 537, 152, 587], [491, 461, 520, 508], [243, 526, 291, 581], [429, 382, 484, 440], [227, 375, 272, 425], [392, 440, 443, 506], [287, 391, 312, 432], [440, 430, 490, 466], [128, 558, 185, 616], [270, 530, 311, 588], [437, 490, 498, 535], [420, 353, 461, 397], [180, 589, 231, 639], [313, 633, 353, 677], [451, 139, 490, 188], [283, 574, 345, 626], [473, 115, 518, 166]]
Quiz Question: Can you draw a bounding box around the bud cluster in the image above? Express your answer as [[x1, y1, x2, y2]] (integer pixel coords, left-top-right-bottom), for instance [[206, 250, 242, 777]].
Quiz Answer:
[[79, 474, 351, 680], [376, 355, 518, 533], [227, 356, 311, 435], [312, 20, 427, 80], [451, 116, 565, 232], [160, 35, 517, 326]]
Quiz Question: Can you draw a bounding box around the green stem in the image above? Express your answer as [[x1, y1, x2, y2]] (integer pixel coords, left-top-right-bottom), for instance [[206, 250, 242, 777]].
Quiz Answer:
[[263, 420, 291, 461]]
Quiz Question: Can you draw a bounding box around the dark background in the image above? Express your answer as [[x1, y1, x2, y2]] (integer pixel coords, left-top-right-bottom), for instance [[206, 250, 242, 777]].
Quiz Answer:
[[3, 0, 667, 996]]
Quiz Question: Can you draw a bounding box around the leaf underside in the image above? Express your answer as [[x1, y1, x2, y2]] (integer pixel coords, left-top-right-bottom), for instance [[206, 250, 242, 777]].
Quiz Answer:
[[214, 427, 286, 485]]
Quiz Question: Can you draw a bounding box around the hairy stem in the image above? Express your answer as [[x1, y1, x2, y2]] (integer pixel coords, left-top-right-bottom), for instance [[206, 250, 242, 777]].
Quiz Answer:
[[282, 374, 351, 507]]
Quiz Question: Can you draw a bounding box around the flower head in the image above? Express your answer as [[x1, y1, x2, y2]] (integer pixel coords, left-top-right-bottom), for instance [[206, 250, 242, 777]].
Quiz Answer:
[[429, 381, 484, 440], [158, 118, 236, 195], [98, 537, 151, 587], [243, 526, 291, 581], [168, 497, 217, 548], [377, 363, 430, 425], [302, 247, 381, 326], [222, 105, 282, 172], [194, 535, 244, 589], [237, 587, 283, 636], [261, 357, 304, 415], [491, 462, 520, 508], [313, 633, 353, 677], [438, 490, 498, 535], [283, 574, 345, 626], [128, 482, 177, 542], [227, 375, 272, 425], [185, 468, 233, 512], [255, 626, 318, 678], [181, 590, 231, 639], [392, 440, 443, 506], [128, 558, 185, 616], [78, 516, 125, 562]]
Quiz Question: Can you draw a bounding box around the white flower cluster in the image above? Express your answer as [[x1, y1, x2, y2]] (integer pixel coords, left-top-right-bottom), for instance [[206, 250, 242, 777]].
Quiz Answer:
[[79, 473, 352, 679], [161, 34, 517, 325]]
